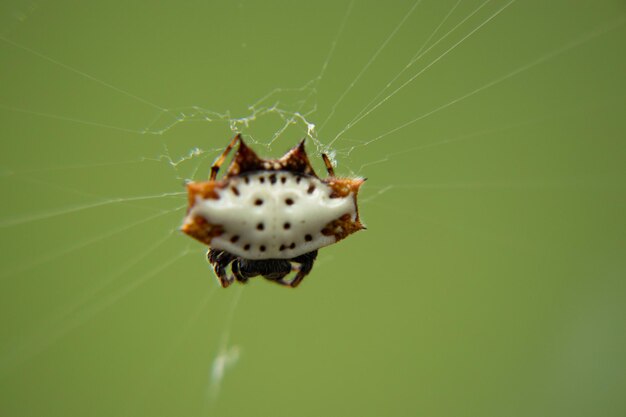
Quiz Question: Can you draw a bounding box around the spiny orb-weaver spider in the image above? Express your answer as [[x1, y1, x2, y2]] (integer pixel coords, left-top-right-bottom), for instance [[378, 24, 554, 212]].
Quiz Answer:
[[181, 134, 365, 288]]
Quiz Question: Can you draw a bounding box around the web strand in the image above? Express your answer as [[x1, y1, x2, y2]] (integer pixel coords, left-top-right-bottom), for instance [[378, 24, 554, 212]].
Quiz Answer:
[[0, 35, 167, 111], [356, 16, 626, 150], [0, 204, 185, 279], [0, 103, 147, 134], [327, 0, 516, 148], [317, 0, 423, 133], [346, 0, 468, 129], [0, 233, 187, 377], [0, 191, 185, 228]]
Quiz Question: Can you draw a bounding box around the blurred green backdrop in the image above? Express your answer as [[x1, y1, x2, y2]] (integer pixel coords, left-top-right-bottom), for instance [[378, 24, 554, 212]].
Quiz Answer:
[[1, 0, 625, 416]]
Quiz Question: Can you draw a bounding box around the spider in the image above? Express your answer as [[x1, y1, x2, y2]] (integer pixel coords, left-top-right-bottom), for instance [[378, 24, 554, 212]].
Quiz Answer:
[[181, 134, 365, 288]]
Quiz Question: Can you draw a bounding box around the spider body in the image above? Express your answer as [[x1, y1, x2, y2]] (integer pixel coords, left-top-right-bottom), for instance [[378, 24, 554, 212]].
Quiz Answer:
[[182, 134, 364, 288]]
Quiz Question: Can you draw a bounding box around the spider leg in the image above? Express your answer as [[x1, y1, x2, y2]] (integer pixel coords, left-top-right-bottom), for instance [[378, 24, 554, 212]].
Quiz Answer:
[[265, 268, 292, 287], [321, 153, 335, 177], [210, 134, 241, 181], [242, 259, 290, 287], [231, 259, 249, 284], [272, 250, 317, 288], [290, 250, 318, 287], [207, 249, 236, 288], [274, 271, 305, 287]]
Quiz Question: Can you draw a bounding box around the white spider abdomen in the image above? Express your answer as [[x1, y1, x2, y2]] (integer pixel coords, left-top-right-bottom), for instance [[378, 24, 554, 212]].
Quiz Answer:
[[186, 171, 358, 259]]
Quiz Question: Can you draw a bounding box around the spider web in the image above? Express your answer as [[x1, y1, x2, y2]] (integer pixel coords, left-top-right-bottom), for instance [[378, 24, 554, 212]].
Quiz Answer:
[[1, 0, 625, 416]]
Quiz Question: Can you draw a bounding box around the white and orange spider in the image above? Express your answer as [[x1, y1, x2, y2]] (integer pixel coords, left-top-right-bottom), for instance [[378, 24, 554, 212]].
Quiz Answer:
[[181, 134, 365, 288]]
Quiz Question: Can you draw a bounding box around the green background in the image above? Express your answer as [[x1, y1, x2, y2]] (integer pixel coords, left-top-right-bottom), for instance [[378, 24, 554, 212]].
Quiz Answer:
[[1, 0, 625, 416]]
